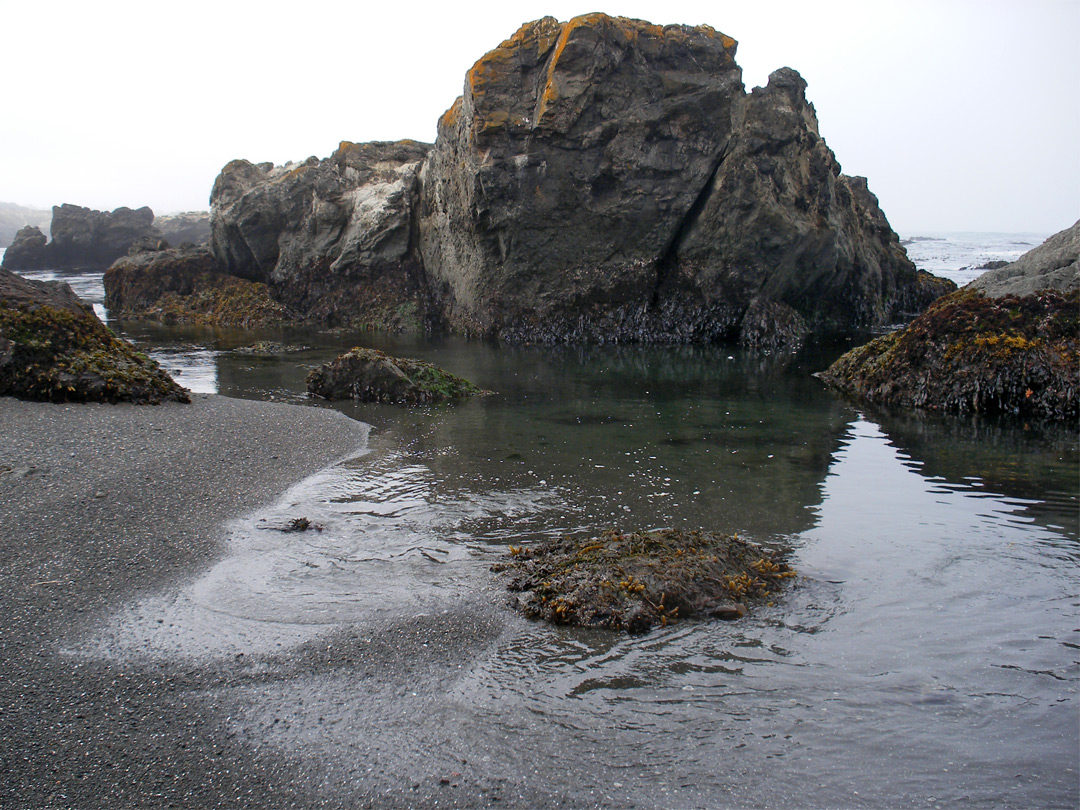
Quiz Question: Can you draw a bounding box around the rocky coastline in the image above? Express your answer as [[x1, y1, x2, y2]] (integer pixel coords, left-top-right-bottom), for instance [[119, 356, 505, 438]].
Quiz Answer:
[[2, 204, 209, 271], [818, 220, 1079, 421], [102, 14, 953, 348]]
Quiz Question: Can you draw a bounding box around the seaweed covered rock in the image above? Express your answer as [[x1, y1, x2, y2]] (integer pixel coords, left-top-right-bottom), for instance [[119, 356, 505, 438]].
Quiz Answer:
[[306, 347, 484, 404], [493, 528, 796, 633], [0, 268, 189, 404], [210, 140, 432, 330], [818, 289, 1078, 421], [104, 245, 299, 327], [818, 223, 1079, 421]]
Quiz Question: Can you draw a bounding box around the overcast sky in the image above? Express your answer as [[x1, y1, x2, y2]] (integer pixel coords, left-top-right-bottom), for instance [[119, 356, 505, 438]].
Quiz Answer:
[[2, 0, 1077, 234]]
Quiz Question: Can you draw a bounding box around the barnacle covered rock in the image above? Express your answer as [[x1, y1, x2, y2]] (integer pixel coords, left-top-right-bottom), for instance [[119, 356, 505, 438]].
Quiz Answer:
[[492, 527, 796, 633]]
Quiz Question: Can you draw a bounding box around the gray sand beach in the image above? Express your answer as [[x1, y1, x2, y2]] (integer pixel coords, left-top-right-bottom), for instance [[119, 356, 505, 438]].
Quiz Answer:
[[0, 395, 523, 809]]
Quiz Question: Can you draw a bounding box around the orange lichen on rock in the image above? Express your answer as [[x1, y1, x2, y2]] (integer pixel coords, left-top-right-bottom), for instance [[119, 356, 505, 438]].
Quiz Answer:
[[439, 98, 463, 131]]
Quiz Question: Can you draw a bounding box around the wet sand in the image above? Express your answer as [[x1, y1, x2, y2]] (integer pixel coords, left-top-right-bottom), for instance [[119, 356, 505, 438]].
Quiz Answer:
[[0, 395, 532, 809]]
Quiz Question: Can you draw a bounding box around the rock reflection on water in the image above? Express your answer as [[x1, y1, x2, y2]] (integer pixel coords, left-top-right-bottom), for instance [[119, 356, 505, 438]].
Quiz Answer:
[[66, 329, 1076, 809]]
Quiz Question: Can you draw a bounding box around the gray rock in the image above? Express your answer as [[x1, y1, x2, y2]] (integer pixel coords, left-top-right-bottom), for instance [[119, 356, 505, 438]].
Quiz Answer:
[[968, 220, 1079, 298], [203, 13, 952, 347], [2, 225, 50, 270], [1, 204, 163, 270], [418, 16, 948, 345], [419, 15, 745, 341], [209, 141, 432, 329]]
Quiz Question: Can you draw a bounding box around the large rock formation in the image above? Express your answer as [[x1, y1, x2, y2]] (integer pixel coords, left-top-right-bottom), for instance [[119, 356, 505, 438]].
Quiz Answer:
[[209, 140, 432, 329], [1, 204, 211, 271], [418, 16, 949, 345], [817, 221, 1079, 422], [419, 15, 745, 341], [126, 13, 950, 346], [0, 267, 188, 404]]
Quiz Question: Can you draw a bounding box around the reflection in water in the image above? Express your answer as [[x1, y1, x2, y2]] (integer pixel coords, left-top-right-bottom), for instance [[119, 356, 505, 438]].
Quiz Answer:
[[38, 269, 1076, 807]]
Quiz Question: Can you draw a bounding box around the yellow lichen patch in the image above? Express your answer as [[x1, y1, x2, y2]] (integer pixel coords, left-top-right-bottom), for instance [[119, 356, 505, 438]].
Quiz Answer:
[[720, 34, 736, 49]]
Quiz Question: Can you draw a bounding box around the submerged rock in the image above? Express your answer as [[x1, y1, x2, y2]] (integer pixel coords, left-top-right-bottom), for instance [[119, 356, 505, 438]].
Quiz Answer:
[[306, 347, 485, 405], [0, 268, 189, 404], [817, 221, 1079, 422], [493, 527, 796, 633], [104, 245, 298, 327]]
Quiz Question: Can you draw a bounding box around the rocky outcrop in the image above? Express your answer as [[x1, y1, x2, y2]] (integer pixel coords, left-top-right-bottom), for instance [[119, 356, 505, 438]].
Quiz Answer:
[[306, 347, 485, 404], [968, 220, 1078, 298], [197, 14, 949, 345], [104, 245, 297, 327], [417, 17, 949, 345], [0, 205, 211, 271], [419, 15, 745, 342], [3, 226, 50, 270], [817, 222, 1080, 422], [210, 141, 432, 330], [0, 203, 51, 249], [0, 267, 188, 404]]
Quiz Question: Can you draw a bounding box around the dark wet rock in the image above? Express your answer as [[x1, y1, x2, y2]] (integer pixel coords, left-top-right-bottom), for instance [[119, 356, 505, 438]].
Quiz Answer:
[[306, 347, 485, 405], [210, 141, 432, 330], [492, 527, 796, 633], [0, 267, 189, 404], [968, 220, 1078, 298], [104, 245, 298, 327], [818, 222, 1079, 422], [969, 259, 1009, 271], [233, 341, 309, 355], [419, 15, 744, 342], [817, 289, 1078, 422]]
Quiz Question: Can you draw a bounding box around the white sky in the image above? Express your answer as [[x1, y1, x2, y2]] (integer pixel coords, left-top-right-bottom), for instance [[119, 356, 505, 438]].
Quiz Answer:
[[2, 0, 1077, 233]]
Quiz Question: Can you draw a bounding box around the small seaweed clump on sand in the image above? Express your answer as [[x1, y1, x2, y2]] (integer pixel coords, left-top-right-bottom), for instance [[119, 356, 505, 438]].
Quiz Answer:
[[492, 528, 796, 633]]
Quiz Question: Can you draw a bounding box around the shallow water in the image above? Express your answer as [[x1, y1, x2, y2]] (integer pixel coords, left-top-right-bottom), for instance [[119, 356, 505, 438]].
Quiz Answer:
[[11, 243, 1080, 807]]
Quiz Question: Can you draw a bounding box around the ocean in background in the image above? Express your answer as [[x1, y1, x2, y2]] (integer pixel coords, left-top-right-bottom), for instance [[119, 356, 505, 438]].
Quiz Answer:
[[900, 230, 1050, 287]]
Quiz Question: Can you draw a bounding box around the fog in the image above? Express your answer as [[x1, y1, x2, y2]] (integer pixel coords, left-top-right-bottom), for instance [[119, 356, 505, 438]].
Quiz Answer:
[[2, 0, 1077, 233]]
